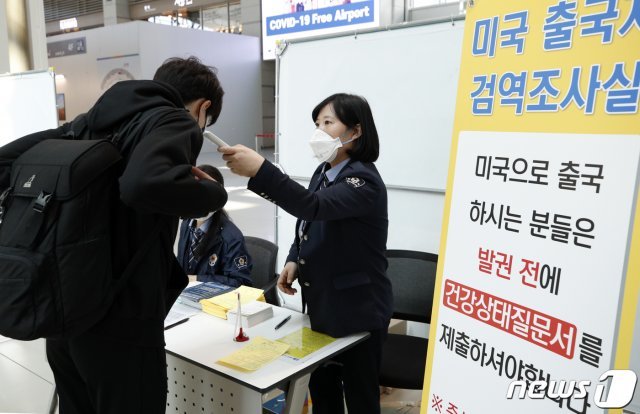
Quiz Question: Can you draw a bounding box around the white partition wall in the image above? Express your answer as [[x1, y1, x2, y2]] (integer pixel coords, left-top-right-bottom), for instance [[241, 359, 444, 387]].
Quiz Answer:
[[137, 23, 263, 151], [48, 23, 140, 124], [0, 70, 58, 145], [48, 21, 262, 151]]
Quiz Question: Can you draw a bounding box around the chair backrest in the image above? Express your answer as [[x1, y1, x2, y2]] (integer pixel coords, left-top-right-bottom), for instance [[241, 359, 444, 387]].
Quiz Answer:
[[244, 236, 280, 306], [385, 250, 438, 324]]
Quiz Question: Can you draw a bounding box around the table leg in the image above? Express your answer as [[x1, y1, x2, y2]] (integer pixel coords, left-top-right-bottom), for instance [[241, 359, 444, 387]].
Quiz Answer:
[[283, 373, 311, 414]]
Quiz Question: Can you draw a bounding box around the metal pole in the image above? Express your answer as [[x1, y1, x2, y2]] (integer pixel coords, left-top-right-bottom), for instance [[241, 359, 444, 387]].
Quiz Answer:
[[273, 45, 282, 247], [404, 0, 409, 23]]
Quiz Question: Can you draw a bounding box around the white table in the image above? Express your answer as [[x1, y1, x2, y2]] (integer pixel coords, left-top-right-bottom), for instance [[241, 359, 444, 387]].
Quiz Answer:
[[164, 303, 368, 414]]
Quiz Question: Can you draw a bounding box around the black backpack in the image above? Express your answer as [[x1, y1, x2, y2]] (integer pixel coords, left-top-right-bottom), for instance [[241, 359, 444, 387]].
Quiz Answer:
[[0, 112, 158, 340]]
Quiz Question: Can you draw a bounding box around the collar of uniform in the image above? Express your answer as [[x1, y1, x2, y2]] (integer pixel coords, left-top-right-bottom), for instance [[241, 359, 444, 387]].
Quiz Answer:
[[323, 157, 350, 183], [190, 217, 212, 233]]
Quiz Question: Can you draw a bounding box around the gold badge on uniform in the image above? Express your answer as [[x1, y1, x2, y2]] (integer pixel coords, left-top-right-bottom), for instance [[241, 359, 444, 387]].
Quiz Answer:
[[208, 254, 218, 267], [234, 255, 248, 269]]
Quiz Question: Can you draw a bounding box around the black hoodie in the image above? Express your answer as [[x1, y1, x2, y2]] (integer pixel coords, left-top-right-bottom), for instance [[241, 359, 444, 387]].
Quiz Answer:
[[0, 80, 228, 346]]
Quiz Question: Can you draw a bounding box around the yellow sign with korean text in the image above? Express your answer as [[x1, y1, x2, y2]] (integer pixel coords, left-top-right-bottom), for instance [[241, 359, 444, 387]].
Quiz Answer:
[[423, 2, 639, 414]]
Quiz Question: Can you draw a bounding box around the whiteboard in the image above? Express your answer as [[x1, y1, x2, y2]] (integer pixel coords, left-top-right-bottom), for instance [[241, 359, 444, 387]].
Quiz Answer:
[[0, 70, 58, 146], [278, 20, 465, 190]]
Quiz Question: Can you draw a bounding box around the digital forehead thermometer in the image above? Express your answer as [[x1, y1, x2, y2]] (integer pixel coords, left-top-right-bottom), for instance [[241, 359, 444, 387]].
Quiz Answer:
[[203, 131, 229, 147]]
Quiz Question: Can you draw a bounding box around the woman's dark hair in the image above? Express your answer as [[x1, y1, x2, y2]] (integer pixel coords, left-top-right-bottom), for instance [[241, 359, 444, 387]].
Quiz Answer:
[[153, 56, 224, 126], [311, 93, 379, 162], [193, 164, 230, 259]]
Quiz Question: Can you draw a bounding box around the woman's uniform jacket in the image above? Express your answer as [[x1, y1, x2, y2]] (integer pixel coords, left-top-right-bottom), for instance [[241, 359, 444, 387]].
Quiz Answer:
[[248, 159, 393, 337]]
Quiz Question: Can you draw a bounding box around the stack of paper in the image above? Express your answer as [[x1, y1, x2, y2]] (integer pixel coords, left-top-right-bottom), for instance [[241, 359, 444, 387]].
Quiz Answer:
[[201, 285, 265, 319], [178, 281, 233, 309], [227, 301, 274, 327]]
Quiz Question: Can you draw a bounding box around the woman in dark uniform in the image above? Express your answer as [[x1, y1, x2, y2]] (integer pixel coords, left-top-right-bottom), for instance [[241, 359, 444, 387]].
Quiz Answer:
[[220, 93, 392, 414], [177, 164, 252, 287]]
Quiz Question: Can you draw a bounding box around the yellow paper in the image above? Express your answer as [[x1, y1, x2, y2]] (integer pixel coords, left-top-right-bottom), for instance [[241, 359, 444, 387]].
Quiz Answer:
[[200, 286, 265, 319], [276, 327, 335, 359], [199, 301, 227, 319], [216, 336, 290, 372], [204, 285, 264, 310]]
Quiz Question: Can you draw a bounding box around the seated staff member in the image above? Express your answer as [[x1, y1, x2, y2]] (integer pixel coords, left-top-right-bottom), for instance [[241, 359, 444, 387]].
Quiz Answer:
[[177, 164, 253, 287], [220, 93, 392, 414]]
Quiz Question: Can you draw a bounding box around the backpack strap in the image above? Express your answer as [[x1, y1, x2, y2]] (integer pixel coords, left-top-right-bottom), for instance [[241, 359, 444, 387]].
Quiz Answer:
[[14, 192, 55, 248]]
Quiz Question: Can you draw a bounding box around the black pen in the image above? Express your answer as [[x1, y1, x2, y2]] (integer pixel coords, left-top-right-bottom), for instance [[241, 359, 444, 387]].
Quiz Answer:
[[164, 317, 189, 330], [274, 315, 291, 330]]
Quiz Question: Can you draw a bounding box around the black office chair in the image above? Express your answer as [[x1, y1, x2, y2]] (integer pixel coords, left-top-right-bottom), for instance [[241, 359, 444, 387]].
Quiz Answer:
[[379, 250, 438, 390], [244, 236, 280, 306]]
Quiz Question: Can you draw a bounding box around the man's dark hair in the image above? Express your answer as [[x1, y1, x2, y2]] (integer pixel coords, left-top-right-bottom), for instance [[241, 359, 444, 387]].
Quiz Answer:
[[153, 56, 224, 126], [193, 164, 230, 259], [311, 93, 380, 162]]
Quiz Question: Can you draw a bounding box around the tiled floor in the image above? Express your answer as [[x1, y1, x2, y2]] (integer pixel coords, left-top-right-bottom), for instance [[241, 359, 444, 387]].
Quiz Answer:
[[299, 388, 422, 414], [379, 388, 423, 414], [0, 336, 56, 413]]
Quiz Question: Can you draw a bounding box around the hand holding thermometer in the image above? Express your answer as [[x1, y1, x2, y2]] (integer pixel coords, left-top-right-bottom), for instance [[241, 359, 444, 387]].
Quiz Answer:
[[203, 130, 230, 147]]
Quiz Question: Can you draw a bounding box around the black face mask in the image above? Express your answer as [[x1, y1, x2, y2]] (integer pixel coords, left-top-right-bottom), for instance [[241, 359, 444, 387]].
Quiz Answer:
[[186, 107, 211, 132], [204, 114, 213, 130]]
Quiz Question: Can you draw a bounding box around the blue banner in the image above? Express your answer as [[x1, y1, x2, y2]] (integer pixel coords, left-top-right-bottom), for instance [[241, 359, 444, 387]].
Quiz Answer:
[[266, 0, 375, 36]]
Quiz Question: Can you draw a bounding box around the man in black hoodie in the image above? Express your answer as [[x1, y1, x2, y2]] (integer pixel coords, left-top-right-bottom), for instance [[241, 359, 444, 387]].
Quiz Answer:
[[0, 57, 228, 413]]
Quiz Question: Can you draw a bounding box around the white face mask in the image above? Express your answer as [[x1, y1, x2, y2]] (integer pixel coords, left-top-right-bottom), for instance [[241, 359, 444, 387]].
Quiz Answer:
[[308, 129, 355, 163]]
